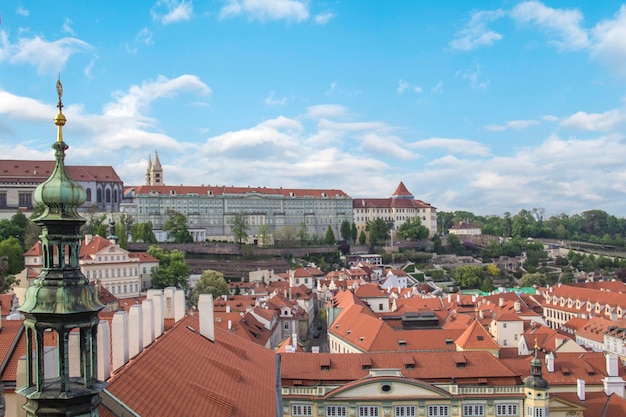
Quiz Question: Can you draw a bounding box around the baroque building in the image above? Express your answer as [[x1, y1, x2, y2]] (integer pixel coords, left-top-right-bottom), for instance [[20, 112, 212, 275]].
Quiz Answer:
[[122, 173, 353, 242], [353, 181, 438, 238]]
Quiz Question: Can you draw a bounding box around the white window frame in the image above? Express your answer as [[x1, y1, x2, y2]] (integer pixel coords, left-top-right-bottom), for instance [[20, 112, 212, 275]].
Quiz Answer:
[[358, 405, 380, 417], [395, 405, 417, 417], [427, 405, 450, 417], [463, 404, 485, 417], [326, 405, 347, 417], [292, 404, 312, 416], [496, 404, 518, 416]]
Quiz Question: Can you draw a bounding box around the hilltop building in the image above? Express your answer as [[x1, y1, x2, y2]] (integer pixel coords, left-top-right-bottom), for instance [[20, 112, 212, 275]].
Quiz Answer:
[[122, 159, 353, 241], [0, 161, 123, 218], [352, 181, 437, 238]]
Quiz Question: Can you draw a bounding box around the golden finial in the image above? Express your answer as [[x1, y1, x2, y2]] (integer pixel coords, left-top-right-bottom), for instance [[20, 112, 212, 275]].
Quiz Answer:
[[54, 75, 66, 142], [534, 338, 538, 350]]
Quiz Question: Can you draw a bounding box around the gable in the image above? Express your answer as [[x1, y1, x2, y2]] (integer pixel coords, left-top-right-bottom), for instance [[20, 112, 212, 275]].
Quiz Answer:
[[548, 396, 586, 412], [329, 377, 450, 400]]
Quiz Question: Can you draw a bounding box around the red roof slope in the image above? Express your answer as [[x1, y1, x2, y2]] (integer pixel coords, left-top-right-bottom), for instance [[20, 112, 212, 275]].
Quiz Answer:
[[105, 314, 277, 417], [0, 160, 121, 183]]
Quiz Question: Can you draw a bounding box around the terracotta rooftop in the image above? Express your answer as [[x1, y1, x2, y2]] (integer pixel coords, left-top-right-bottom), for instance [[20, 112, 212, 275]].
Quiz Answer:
[[0, 160, 122, 183], [126, 185, 349, 198], [391, 181, 413, 197], [104, 314, 277, 417], [455, 320, 501, 350]]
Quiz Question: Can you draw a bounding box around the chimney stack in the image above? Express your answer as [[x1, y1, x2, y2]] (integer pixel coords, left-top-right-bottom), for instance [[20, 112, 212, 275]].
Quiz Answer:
[[199, 294, 215, 342], [499, 298, 504, 307], [174, 289, 185, 322], [97, 320, 111, 381], [545, 352, 555, 373], [112, 311, 129, 371], [577, 379, 585, 401], [128, 304, 144, 358], [142, 299, 155, 347], [147, 289, 165, 338]]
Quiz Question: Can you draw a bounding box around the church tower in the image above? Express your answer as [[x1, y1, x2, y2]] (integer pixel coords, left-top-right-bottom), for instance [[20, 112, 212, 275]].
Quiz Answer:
[[17, 80, 106, 416], [523, 341, 550, 417], [146, 150, 164, 185]]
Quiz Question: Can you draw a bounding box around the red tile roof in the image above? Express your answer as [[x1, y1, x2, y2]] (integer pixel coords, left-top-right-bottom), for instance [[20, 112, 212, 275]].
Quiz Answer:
[[455, 320, 501, 350], [105, 314, 277, 417], [126, 185, 349, 198], [391, 181, 413, 197], [128, 252, 159, 263], [0, 160, 122, 183]]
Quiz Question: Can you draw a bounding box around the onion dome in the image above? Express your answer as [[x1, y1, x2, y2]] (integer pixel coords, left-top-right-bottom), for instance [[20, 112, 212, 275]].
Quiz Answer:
[[33, 78, 86, 221], [523, 340, 549, 389]]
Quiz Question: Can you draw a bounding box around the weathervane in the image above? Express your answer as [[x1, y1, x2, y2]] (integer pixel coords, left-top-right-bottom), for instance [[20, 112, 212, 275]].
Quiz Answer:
[[54, 75, 67, 142], [56, 76, 64, 111]]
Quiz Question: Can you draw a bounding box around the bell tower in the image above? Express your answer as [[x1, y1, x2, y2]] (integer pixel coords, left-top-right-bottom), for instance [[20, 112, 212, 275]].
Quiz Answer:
[[523, 341, 550, 417], [17, 79, 106, 416]]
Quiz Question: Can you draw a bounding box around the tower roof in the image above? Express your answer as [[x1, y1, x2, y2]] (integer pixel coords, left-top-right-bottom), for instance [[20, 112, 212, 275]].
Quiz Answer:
[[391, 181, 413, 198], [153, 150, 162, 169]]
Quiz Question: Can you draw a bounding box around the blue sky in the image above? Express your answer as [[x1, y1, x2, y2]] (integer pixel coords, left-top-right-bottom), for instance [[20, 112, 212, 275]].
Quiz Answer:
[[2, 1, 626, 217]]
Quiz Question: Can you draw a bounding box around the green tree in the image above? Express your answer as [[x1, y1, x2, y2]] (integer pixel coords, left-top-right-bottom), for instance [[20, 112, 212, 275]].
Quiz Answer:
[[82, 209, 107, 237], [366, 218, 390, 248], [454, 265, 484, 289], [257, 223, 271, 246], [0, 237, 25, 275], [340, 220, 352, 242], [398, 218, 430, 240], [446, 234, 462, 254], [520, 272, 547, 287], [115, 213, 134, 250], [351, 222, 358, 242], [358, 230, 367, 245], [0, 256, 18, 293], [480, 278, 495, 293], [131, 221, 157, 243], [163, 210, 193, 243], [325, 225, 336, 245], [275, 226, 298, 247], [227, 212, 249, 248], [192, 269, 229, 306], [147, 246, 190, 290], [298, 222, 308, 245], [486, 263, 500, 277]]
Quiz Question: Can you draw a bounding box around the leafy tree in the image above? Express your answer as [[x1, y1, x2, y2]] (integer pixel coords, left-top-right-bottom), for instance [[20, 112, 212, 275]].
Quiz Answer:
[[398, 218, 430, 241], [82, 209, 107, 237], [340, 220, 352, 242], [275, 226, 298, 247], [164, 210, 193, 243], [480, 278, 495, 293], [115, 213, 134, 250], [0, 212, 30, 248], [298, 222, 308, 245], [366, 218, 390, 249], [325, 225, 336, 245], [351, 222, 358, 242], [520, 272, 547, 287], [338, 241, 350, 255], [147, 246, 190, 290], [446, 234, 462, 255], [0, 256, 18, 293], [192, 269, 229, 306], [227, 212, 248, 248], [358, 230, 367, 245], [131, 221, 157, 243], [0, 237, 24, 275], [486, 263, 500, 277], [257, 223, 271, 246], [454, 265, 484, 289]]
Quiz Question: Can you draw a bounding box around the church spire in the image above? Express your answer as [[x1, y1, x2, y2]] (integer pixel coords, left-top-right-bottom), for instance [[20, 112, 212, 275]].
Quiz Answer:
[[17, 80, 106, 417]]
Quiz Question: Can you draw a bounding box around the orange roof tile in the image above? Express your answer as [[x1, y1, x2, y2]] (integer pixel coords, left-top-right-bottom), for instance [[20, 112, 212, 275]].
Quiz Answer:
[[455, 320, 501, 350], [0, 160, 122, 183], [126, 184, 349, 198]]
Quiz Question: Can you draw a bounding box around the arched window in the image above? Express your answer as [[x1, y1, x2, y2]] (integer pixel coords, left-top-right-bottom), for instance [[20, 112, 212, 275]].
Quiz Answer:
[[85, 188, 92, 202], [96, 189, 102, 203], [113, 189, 118, 203], [105, 189, 111, 203]]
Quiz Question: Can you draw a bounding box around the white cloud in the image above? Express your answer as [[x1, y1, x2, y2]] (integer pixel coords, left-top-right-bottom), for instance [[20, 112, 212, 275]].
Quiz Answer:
[[0, 90, 54, 122], [561, 108, 626, 131], [542, 115, 559, 122], [411, 137, 490, 156], [510, 1, 590, 51], [16, 7, 29, 17], [84, 54, 99, 79], [152, 0, 193, 25], [483, 119, 539, 131], [449, 9, 505, 51], [220, 0, 309, 22], [455, 62, 489, 90], [414, 86, 423, 93], [431, 81, 444, 94], [1, 34, 91, 75], [314, 11, 334, 25], [360, 133, 416, 161], [591, 5, 626, 77], [62, 18, 74, 35], [397, 79, 409, 94], [304, 104, 348, 119], [265, 91, 287, 106]]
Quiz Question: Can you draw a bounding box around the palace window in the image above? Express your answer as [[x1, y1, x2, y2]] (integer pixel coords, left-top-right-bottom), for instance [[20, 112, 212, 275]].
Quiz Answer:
[[326, 406, 347, 417], [463, 404, 485, 416], [395, 406, 416, 417], [496, 404, 518, 416], [292, 404, 312, 416], [358, 406, 379, 417], [427, 405, 449, 417]]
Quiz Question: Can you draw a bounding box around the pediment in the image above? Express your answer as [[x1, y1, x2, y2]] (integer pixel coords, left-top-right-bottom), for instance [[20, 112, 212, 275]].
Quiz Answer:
[[328, 377, 451, 400], [549, 395, 586, 412]]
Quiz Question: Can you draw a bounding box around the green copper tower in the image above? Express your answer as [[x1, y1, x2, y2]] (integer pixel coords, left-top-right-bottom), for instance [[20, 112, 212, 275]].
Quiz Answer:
[[17, 80, 106, 416]]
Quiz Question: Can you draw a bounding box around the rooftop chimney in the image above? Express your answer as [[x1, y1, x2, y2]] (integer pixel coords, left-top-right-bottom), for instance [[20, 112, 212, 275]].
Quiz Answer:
[[142, 299, 155, 347], [128, 304, 144, 358], [499, 298, 504, 307], [97, 320, 111, 381], [603, 354, 625, 398], [199, 294, 215, 342], [577, 379, 585, 401], [174, 289, 185, 322], [147, 289, 165, 338], [226, 304, 231, 313], [112, 311, 129, 371], [545, 352, 555, 373]]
